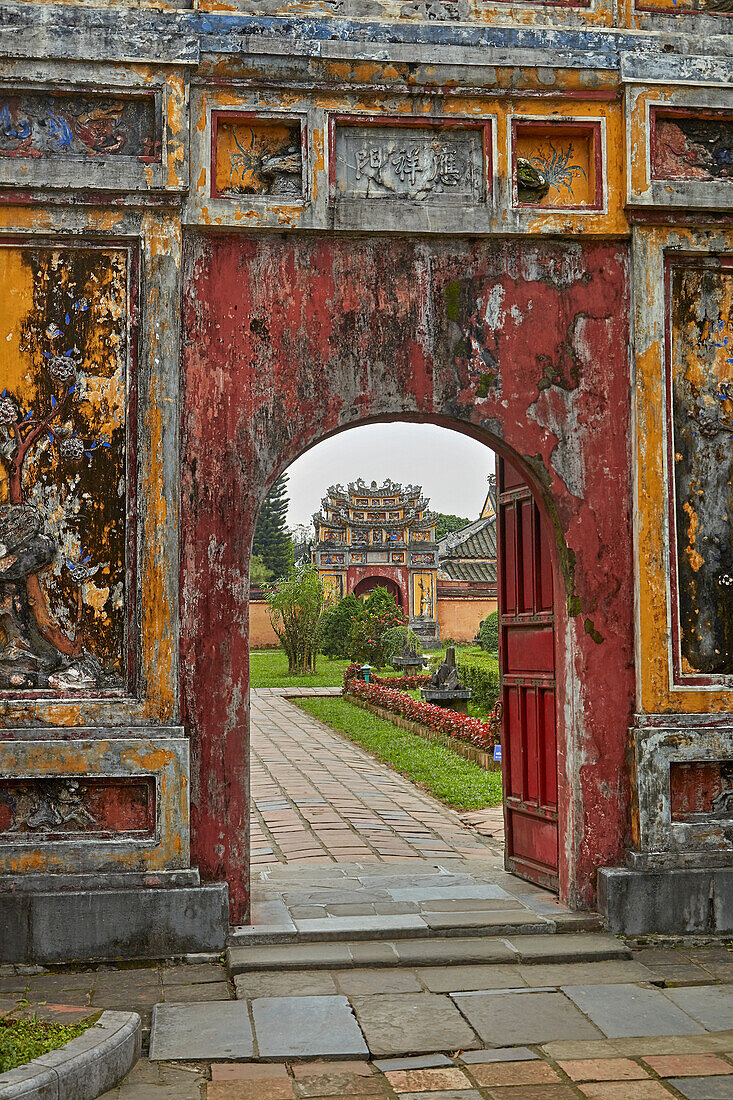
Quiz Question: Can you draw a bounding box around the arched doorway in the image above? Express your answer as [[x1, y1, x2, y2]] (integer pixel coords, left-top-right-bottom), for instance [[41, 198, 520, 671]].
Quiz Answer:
[[181, 232, 635, 923], [352, 575, 404, 609]]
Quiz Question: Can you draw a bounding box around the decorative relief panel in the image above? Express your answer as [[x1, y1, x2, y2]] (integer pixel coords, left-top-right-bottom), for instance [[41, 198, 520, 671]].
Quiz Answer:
[[668, 260, 733, 682], [212, 113, 304, 199], [513, 121, 602, 210], [652, 110, 733, 182], [322, 573, 344, 603], [332, 118, 489, 203], [0, 777, 154, 838], [670, 762, 733, 820], [321, 553, 344, 564], [411, 552, 435, 564], [0, 91, 158, 161], [0, 245, 131, 695], [412, 571, 435, 618]]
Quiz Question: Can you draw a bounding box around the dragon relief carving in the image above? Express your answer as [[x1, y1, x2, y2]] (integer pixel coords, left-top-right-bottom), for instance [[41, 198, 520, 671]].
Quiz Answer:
[[3, 779, 97, 833]]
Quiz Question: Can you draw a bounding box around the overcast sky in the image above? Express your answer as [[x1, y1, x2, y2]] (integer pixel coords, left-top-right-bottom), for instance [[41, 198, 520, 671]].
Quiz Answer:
[[285, 423, 496, 529]]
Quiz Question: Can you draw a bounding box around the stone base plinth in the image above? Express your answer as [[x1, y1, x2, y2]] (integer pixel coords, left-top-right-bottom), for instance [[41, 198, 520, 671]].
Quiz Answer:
[[598, 865, 733, 935], [0, 870, 229, 964]]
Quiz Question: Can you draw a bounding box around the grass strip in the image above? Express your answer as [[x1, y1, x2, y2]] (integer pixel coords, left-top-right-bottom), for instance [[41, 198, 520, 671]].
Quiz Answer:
[[294, 695, 502, 810], [0, 1016, 95, 1074], [249, 650, 350, 688]]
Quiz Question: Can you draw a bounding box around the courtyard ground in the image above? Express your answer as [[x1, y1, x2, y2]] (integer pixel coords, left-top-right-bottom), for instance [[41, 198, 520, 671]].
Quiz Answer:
[[3, 689, 733, 1099]]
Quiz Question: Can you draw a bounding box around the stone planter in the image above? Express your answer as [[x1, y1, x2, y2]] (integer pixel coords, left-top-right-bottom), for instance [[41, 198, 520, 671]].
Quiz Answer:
[[0, 1011, 140, 1100]]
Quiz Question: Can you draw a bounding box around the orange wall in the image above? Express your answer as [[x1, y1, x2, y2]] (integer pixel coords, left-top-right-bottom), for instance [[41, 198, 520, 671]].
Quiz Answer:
[[250, 596, 496, 648], [250, 601, 280, 648], [437, 597, 497, 643]]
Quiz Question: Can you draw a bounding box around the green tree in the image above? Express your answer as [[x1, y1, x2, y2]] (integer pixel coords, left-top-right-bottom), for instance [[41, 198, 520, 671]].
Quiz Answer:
[[347, 587, 406, 669], [265, 563, 325, 674], [253, 474, 293, 580], [249, 554, 273, 586], [320, 592, 361, 658], [478, 609, 499, 653], [434, 513, 470, 539]]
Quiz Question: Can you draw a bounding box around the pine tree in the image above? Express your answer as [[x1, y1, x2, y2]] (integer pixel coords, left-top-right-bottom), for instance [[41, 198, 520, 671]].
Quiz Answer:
[[252, 474, 293, 580]]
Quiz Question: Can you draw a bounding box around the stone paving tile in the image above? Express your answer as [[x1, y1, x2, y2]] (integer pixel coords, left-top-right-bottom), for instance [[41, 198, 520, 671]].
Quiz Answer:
[[481, 1087, 580, 1099], [211, 1064, 290, 1080], [208, 1082, 295, 1100], [397, 1092, 483, 1100], [451, 990, 603, 1046], [664, 987, 733, 1032], [234, 971, 339, 998], [416, 965, 525, 993], [252, 995, 369, 1059], [668, 1078, 733, 1099], [459, 1049, 538, 1064], [562, 984, 707, 1038], [576, 1085, 674, 1099], [558, 1058, 652, 1081], [643, 1055, 733, 1077], [350, 993, 480, 1056], [333, 968, 423, 996], [383, 1067, 474, 1091], [292, 1070, 388, 1095], [107, 1059, 206, 1100], [374, 1056, 453, 1071], [469, 1062, 563, 1086], [149, 1001, 254, 1060]]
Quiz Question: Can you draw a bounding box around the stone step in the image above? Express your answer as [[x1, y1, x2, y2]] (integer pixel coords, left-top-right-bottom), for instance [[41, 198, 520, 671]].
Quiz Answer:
[[226, 932, 630, 975], [229, 910, 604, 947]]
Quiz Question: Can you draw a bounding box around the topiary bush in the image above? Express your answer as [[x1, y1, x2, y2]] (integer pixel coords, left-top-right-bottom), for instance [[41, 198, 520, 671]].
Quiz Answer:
[[478, 609, 499, 654], [381, 624, 423, 663], [320, 592, 361, 658], [457, 649, 501, 712]]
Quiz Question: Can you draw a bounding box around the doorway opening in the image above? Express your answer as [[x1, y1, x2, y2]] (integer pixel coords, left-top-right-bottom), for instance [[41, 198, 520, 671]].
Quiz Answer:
[[247, 421, 560, 898]]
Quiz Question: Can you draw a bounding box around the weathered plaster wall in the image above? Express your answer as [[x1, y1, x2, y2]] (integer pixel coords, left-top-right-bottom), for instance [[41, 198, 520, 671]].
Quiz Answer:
[[182, 232, 635, 919], [437, 596, 497, 643]]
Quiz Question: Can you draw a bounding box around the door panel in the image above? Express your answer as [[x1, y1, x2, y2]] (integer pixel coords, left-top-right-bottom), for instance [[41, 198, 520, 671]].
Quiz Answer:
[[497, 457, 559, 890]]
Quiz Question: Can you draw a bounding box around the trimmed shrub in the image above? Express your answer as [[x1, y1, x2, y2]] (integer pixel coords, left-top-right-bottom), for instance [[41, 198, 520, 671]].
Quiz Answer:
[[478, 609, 499, 653], [458, 649, 501, 712], [381, 625, 423, 663], [320, 592, 361, 658]]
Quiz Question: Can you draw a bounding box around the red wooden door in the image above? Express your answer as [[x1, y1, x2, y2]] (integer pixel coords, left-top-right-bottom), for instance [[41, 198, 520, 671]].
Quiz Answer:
[[497, 457, 559, 890]]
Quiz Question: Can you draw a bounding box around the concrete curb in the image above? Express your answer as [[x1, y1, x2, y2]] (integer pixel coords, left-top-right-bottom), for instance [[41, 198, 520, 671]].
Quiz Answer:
[[0, 1010, 141, 1100]]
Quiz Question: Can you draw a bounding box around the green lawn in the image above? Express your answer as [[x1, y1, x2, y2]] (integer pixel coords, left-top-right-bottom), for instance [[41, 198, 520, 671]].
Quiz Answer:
[[249, 644, 485, 690], [294, 695, 503, 810], [249, 649, 351, 688]]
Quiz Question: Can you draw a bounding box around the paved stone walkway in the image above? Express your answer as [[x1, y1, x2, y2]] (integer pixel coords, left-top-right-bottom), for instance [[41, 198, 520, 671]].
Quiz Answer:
[[3, 945, 733, 1098], [250, 689, 504, 868]]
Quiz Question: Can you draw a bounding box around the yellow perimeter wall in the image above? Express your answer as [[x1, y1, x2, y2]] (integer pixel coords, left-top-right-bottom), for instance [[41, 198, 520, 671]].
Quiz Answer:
[[250, 597, 496, 649]]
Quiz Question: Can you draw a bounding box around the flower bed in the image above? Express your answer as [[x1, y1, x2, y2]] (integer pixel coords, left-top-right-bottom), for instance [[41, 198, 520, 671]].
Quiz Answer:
[[344, 665, 501, 751], [343, 663, 430, 690]]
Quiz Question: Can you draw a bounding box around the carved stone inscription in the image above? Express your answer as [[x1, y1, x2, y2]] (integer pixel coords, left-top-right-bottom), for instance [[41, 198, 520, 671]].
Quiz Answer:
[[0, 246, 129, 692], [334, 124, 485, 202], [0, 92, 158, 160], [671, 264, 733, 676]]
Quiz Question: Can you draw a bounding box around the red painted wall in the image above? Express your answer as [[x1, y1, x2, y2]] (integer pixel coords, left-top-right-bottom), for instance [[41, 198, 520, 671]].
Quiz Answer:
[[182, 233, 635, 921]]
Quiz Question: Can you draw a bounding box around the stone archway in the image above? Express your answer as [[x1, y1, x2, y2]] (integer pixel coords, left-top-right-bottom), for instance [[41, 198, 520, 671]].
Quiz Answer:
[[352, 575, 404, 609], [181, 232, 635, 923]]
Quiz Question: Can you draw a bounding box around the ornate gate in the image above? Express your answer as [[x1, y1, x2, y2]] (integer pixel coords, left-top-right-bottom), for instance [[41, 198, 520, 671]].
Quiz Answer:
[[497, 457, 559, 890]]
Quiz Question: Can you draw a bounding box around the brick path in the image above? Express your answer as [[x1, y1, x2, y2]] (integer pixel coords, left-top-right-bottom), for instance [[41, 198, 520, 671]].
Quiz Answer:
[[249, 688, 504, 868]]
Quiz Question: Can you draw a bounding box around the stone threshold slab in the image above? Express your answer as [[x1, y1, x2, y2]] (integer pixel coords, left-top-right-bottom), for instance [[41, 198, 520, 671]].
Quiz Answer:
[[226, 933, 630, 974]]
